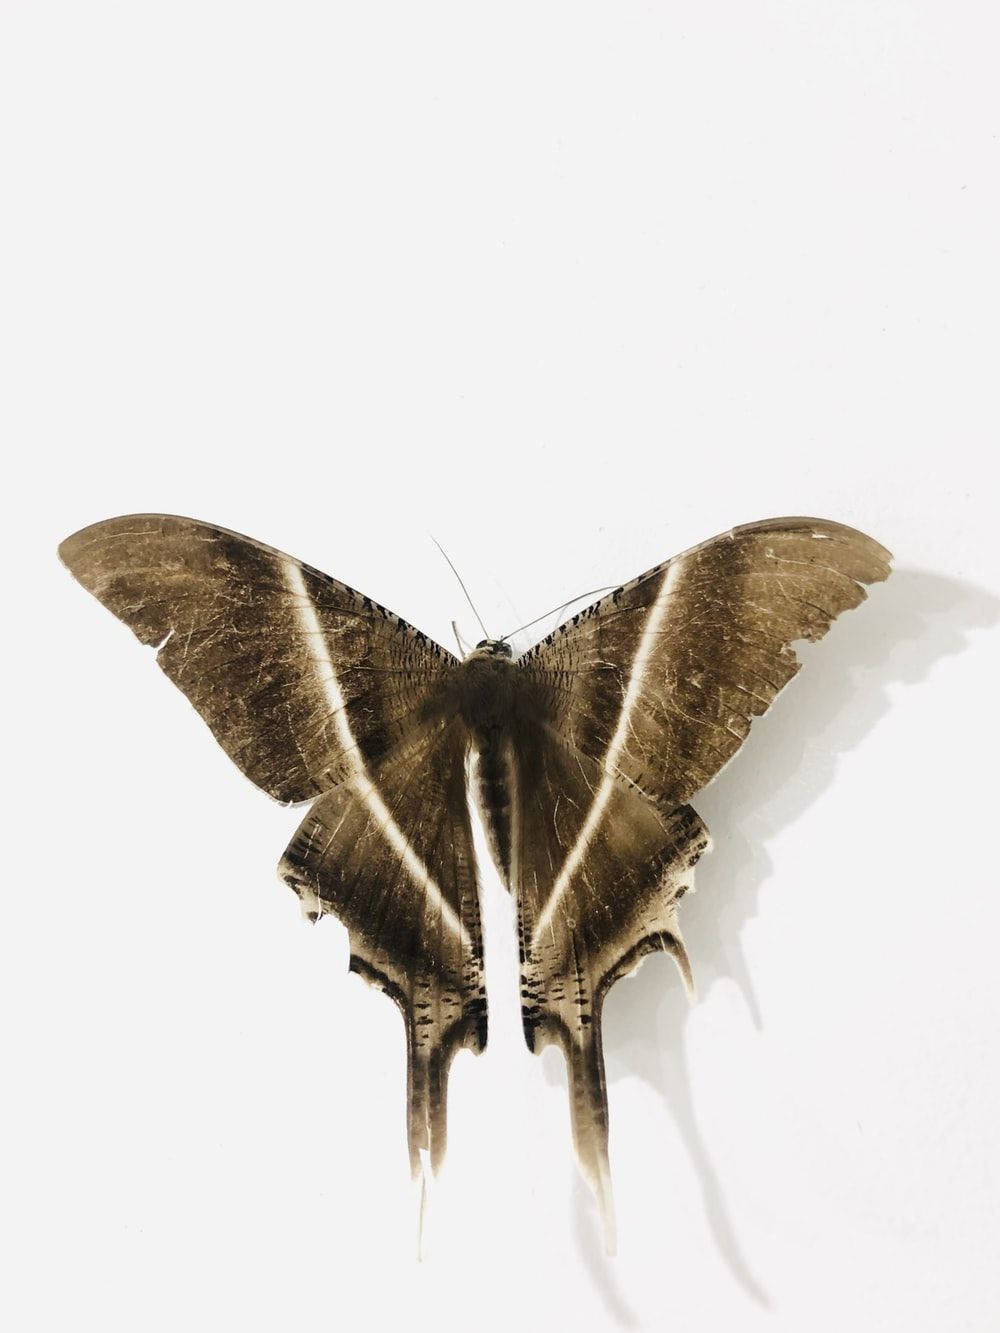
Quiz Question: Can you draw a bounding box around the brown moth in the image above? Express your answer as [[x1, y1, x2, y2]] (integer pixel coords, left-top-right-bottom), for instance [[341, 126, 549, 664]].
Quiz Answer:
[[60, 515, 891, 1250]]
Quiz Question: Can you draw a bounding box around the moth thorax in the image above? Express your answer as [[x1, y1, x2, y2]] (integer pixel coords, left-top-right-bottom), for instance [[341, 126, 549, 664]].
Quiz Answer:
[[459, 646, 515, 732]]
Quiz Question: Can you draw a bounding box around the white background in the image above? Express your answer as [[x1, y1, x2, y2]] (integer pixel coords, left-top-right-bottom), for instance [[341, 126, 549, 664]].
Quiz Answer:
[[3, 3, 999, 1330]]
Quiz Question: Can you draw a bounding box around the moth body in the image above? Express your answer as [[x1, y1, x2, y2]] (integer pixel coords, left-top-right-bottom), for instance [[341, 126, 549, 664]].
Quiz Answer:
[[457, 639, 516, 728], [460, 640, 519, 884]]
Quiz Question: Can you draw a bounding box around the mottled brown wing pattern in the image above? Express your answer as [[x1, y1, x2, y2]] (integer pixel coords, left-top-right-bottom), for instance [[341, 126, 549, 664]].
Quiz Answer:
[[520, 518, 892, 814], [508, 722, 709, 1250], [502, 519, 890, 1244], [280, 719, 485, 1175], [59, 515, 455, 803], [62, 512, 891, 1246], [60, 514, 483, 1184]]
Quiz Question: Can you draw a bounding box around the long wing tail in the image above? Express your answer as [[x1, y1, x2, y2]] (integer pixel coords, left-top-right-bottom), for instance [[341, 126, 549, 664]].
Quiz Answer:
[[511, 723, 710, 1250], [279, 720, 486, 1178]]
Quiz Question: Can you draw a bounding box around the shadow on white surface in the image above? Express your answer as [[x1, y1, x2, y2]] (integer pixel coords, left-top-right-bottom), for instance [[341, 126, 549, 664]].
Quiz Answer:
[[556, 568, 1000, 1320]]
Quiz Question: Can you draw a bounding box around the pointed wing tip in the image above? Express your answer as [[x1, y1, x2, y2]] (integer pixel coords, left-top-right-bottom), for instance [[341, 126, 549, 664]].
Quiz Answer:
[[733, 516, 893, 581], [59, 515, 200, 568], [804, 517, 894, 582], [850, 530, 894, 584], [57, 515, 141, 575], [57, 528, 87, 572]]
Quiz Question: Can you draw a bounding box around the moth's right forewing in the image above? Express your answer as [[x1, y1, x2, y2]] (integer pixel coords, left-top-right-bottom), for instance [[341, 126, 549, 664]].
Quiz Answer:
[[506, 517, 890, 1247], [520, 518, 892, 813]]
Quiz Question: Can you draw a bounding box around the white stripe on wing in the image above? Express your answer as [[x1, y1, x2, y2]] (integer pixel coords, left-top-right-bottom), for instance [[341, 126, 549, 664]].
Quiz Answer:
[[531, 559, 681, 948], [283, 560, 470, 951]]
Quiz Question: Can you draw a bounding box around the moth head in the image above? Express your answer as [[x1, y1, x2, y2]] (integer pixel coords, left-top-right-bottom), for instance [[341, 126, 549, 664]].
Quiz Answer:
[[473, 639, 513, 659]]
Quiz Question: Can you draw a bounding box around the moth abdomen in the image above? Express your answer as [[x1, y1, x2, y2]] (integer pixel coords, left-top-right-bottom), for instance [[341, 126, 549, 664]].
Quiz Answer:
[[469, 726, 517, 888]]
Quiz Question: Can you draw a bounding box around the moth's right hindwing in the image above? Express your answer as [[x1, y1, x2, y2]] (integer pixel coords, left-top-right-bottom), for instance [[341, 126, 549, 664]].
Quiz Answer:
[[506, 722, 710, 1250], [502, 518, 891, 1248]]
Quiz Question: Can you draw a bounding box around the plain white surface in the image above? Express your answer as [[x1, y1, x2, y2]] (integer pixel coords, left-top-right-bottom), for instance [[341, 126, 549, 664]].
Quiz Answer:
[[3, 3, 999, 1330]]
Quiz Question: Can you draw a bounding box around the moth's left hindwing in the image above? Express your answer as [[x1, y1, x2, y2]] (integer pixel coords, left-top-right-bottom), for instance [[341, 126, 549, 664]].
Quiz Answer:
[[280, 718, 486, 1173], [60, 514, 484, 1174]]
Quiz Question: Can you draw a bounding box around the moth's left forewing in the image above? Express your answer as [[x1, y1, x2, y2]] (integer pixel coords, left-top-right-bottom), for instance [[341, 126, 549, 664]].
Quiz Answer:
[[59, 514, 460, 803], [60, 514, 485, 1185]]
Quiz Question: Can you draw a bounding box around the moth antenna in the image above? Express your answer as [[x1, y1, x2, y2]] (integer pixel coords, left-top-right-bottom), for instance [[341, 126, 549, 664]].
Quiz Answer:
[[500, 586, 620, 643], [451, 619, 470, 655], [430, 535, 489, 640]]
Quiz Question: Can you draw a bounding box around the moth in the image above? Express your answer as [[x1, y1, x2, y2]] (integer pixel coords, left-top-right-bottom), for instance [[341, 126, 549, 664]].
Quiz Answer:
[[60, 515, 891, 1250]]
